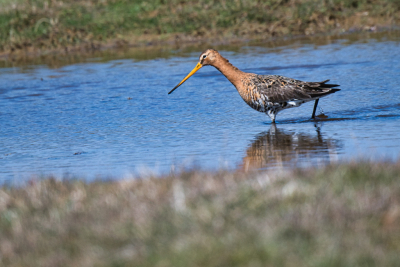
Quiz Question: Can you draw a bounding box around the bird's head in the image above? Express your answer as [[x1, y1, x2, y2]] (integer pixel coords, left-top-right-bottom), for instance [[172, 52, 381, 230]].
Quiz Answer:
[[198, 49, 219, 66], [168, 49, 220, 95]]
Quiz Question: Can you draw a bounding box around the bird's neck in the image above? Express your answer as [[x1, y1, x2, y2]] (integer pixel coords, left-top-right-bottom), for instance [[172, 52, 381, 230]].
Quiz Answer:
[[212, 56, 245, 87]]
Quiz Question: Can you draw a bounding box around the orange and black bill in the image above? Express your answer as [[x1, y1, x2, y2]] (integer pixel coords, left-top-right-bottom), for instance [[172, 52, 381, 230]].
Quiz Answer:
[[168, 62, 203, 94]]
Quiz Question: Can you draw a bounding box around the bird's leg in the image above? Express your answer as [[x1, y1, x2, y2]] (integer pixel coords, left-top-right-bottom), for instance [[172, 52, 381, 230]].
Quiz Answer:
[[267, 109, 276, 123], [311, 99, 319, 119]]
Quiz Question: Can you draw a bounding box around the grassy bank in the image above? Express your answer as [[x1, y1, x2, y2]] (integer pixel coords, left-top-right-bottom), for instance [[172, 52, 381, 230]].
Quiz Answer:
[[1, 0, 399, 57], [1, 161, 400, 266]]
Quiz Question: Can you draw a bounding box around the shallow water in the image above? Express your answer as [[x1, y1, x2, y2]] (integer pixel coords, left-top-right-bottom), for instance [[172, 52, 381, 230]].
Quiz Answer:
[[1, 32, 400, 184]]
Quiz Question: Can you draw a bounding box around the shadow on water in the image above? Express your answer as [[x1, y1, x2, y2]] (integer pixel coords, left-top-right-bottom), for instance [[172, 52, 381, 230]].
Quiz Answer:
[[1, 30, 398, 69], [240, 124, 340, 171]]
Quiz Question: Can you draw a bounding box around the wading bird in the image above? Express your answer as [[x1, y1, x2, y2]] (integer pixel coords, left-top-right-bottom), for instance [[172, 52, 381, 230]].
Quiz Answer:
[[168, 49, 340, 123]]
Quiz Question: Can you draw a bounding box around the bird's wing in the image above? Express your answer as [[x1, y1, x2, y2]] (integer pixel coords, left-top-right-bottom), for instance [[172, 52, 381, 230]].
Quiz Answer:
[[253, 75, 340, 103]]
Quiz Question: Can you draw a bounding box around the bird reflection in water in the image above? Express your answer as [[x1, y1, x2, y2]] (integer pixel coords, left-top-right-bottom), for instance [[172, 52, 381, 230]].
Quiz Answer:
[[241, 124, 340, 171]]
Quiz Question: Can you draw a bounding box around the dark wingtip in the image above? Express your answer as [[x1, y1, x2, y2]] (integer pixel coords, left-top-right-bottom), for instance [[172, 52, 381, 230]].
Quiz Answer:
[[321, 79, 340, 88]]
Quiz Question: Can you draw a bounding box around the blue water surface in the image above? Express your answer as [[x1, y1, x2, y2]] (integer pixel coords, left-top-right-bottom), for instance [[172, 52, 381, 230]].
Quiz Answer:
[[1, 32, 399, 184]]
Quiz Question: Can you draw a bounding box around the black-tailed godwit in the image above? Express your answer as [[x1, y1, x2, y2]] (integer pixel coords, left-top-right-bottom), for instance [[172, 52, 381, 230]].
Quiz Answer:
[[168, 49, 340, 123]]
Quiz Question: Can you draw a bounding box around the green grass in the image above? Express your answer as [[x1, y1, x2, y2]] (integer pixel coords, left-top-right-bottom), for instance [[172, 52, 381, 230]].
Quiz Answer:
[[0, 0, 399, 54], [1, 161, 400, 266]]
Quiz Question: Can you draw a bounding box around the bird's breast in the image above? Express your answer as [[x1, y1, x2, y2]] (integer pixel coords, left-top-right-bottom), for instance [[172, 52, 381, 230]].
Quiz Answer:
[[236, 77, 270, 112]]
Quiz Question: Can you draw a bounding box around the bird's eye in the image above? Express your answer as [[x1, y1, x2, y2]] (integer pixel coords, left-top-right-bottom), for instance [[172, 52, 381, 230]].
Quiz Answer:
[[202, 55, 207, 59]]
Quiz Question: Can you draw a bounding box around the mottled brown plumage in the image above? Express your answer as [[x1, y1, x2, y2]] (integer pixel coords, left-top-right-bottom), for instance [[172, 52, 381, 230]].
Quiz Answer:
[[168, 49, 340, 123]]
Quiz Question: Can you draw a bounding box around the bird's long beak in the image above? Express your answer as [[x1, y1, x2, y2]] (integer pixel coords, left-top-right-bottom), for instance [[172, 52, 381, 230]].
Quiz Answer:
[[168, 62, 203, 95]]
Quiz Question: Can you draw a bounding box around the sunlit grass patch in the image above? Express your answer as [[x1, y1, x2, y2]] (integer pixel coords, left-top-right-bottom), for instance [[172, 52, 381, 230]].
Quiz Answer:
[[0, 0, 399, 55]]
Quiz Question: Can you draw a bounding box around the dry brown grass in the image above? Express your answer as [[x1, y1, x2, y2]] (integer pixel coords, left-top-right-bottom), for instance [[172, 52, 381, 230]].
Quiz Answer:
[[1, 161, 400, 266]]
